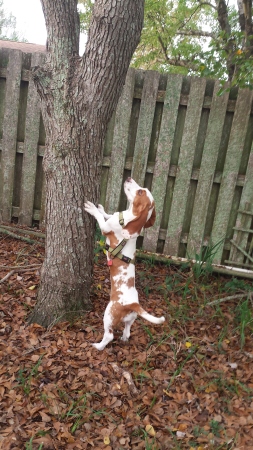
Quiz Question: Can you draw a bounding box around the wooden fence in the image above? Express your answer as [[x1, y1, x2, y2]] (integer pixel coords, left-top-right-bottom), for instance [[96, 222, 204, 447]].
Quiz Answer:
[[1, 44, 253, 271]]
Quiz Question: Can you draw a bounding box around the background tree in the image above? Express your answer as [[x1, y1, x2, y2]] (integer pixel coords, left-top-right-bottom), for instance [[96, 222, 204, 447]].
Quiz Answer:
[[0, 0, 26, 41], [80, 0, 253, 88], [28, 0, 144, 327]]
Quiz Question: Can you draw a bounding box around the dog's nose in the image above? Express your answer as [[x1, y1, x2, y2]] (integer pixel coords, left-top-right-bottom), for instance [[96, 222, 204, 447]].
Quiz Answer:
[[126, 177, 132, 182]]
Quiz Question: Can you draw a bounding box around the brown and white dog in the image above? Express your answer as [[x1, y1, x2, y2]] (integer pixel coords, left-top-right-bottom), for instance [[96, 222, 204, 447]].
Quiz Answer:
[[84, 177, 165, 350]]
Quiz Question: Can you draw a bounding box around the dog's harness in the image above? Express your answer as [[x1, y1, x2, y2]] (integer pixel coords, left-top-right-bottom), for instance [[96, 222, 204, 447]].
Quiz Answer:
[[105, 212, 135, 265]]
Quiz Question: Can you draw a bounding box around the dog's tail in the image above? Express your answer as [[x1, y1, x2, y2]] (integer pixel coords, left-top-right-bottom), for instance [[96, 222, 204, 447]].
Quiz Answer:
[[122, 303, 165, 324]]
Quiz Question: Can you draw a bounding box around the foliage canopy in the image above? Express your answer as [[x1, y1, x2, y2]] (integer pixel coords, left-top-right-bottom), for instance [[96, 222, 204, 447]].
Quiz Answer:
[[79, 0, 253, 89]]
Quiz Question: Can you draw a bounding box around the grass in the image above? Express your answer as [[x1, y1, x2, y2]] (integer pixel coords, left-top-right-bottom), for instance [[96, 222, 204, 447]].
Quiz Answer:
[[235, 296, 253, 348], [189, 238, 225, 281], [25, 436, 43, 450], [16, 355, 44, 395]]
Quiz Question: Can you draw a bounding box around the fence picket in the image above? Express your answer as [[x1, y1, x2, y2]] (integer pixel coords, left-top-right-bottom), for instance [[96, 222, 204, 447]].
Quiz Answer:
[[1, 45, 253, 272], [143, 74, 183, 251], [164, 77, 206, 256], [212, 89, 253, 264], [228, 142, 253, 264], [19, 53, 44, 226], [131, 70, 160, 185], [105, 68, 135, 213], [187, 81, 230, 257], [0, 50, 22, 221]]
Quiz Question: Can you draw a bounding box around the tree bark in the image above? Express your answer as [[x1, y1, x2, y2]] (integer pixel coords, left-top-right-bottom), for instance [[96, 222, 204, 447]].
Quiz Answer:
[[216, 0, 235, 80], [28, 0, 144, 327], [237, 0, 253, 55]]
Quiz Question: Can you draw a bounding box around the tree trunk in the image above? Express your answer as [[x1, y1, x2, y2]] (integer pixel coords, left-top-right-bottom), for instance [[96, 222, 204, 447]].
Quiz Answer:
[[28, 0, 144, 327]]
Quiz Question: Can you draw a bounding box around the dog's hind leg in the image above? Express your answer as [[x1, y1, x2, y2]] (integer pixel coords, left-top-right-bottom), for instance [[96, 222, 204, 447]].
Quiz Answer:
[[121, 312, 137, 342]]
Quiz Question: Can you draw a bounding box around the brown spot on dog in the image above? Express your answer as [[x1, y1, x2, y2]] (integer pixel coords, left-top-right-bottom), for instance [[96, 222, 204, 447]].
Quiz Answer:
[[110, 302, 145, 328], [124, 193, 155, 236]]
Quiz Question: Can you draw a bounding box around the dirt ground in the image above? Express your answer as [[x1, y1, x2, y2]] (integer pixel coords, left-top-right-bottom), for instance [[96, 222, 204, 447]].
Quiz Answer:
[[0, 225, 253, 449]]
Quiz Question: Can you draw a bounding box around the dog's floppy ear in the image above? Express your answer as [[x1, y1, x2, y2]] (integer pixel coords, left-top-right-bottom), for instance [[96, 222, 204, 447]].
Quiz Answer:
[[123, 190, 153, 237], [144, 206, 156, 229], [124, 208, 149, 237]]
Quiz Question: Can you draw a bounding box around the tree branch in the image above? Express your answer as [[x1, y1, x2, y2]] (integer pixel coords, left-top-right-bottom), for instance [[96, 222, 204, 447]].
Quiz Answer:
[[157, 36, 198, 70], [216, 0, 235, 80], [177, 29, 215, 38], [80, 0, 144, 120], [40, 0, 80, 59]]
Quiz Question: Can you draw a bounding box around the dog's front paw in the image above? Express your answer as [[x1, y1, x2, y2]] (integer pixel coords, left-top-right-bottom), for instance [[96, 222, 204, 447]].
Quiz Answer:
[[97, 204, 105, 214], [84, 201, 98, 217]]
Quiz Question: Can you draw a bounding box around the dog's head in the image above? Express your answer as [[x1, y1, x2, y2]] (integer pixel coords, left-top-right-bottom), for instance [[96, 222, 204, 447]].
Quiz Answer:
[[123, 177, 156, 237]]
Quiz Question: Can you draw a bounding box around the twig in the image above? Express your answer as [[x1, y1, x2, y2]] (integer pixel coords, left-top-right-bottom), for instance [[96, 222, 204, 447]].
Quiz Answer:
[[0, 226, 44, 246], [111, 362, 139, 395], [0, 266, 41, 283], [22, 345, 48, 355], [206, 292, 252, 307], [0, 264, 41, 270], [0, 270, 15, 283]]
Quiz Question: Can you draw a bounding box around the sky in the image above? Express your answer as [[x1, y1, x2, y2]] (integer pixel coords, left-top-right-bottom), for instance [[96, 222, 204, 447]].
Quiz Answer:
[[2, 0, 87, 52], [3, 0, 47, 45]]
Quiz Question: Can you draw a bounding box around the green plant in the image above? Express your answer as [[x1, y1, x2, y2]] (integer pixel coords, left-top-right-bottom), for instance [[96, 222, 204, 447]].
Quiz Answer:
[[94, 224, 106, 262], [235, 296, 253, 348], [25, 436, 43, 450], [189, 238, 224, 280], [142, 324, 154, 343], [132, 428, 158, 450], [167, 346, 196, 388], [16, 355, 44, 395], [224, 277, 251, 293], [210, 419, 221, 437], [217, 324, 229, 351]]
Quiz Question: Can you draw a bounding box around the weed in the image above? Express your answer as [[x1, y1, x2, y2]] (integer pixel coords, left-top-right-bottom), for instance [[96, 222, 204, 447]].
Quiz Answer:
[[144, 284, 150, 297], [235, 296, 253, 348], [142, 256, 156, 269], [224, 277, 252, 293], [189, 238, 224, 280], [132, 428, 158, 450], [210, 419, 221, 437], [16, 355, 43, 395], [217, 325, 229, 351], [94, 224, 105, 262], [167, 346, 196, 388], [135, 369, 153, 388], [65, 394, 87, 419], [142, 324, 154, 343], [25, 436, 43, 450]]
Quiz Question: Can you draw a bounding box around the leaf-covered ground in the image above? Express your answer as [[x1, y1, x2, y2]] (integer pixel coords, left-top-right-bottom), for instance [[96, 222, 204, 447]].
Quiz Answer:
[[1, 226, 253, 450]]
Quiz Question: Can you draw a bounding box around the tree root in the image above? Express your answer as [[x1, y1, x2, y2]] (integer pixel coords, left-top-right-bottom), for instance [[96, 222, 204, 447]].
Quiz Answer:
[[0, 226, 45, 246]]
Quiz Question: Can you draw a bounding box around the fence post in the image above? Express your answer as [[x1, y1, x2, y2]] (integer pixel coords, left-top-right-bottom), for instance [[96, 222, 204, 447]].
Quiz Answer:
[[19, 52, 45, 226], [0, 50, 22, 222]]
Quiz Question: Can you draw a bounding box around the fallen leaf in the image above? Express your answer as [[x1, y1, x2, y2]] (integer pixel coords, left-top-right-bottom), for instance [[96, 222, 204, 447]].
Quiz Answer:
[[28, 285, 36, 290], [145, 424, 156, 437], [104, 436, 110, 445], [176, 430, 185, 438], [39, 411, 51, 423]]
